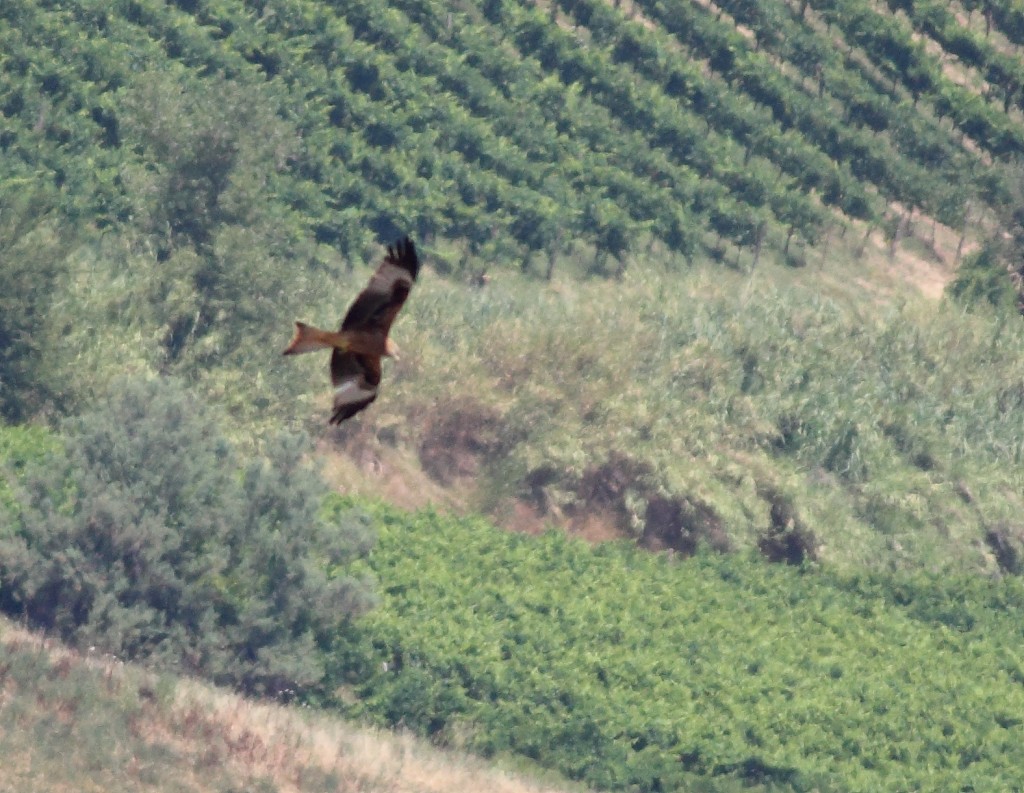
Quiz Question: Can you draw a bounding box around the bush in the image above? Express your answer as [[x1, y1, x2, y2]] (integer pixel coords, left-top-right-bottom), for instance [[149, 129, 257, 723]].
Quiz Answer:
[[947, 242, 1019, 314], [0, 377, 375, 696]]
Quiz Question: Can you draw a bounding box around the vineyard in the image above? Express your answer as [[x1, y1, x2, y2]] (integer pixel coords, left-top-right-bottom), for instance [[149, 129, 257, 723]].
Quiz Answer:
[[332, 499, 1024, 792], [2, 0, 1022, 272], [6, 0, 1023, 569], [5, 0, 1024, 427]]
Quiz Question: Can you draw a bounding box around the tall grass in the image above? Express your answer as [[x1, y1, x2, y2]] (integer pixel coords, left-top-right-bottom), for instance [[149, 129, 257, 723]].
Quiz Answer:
[[325, 251, 1024, 574], [34, 223, 1023, 575]]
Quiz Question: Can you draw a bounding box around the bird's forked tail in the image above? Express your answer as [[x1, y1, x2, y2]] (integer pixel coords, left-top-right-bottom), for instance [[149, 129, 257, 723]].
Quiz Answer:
[[282, 322, 349, 355]]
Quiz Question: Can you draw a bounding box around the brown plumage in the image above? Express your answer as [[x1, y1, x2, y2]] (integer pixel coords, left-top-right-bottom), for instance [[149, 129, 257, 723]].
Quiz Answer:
[[283, 237, 420, 424]]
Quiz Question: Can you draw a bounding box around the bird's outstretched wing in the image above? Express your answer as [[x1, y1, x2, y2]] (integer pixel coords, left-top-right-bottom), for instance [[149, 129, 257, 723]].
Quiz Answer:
[[327, 237, 419, 424], [329, 351, 380, 424], [339, 236, 420, 335]]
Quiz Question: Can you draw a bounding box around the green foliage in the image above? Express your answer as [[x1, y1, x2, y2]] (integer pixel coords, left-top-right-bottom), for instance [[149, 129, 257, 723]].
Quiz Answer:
[[0, 422, 57, 473], [375, 264, 1024, 574], [0, 377, 375, 696], [947, 243, 1019, 313], [0, 0, 1014, 278], [1, 0, 1022, 426], [116, 68, 294, 252], [5, 1, 1024, 787], [0, 188, 66, 421], [0, 422, 59, 525], [330, 501, 1024, 792], [113, 67, 332, 375]]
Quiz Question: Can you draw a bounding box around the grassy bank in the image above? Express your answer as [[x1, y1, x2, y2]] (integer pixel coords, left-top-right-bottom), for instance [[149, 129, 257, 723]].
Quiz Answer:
[[0, 618, 586, 793], [314, 252, 1024, 575]]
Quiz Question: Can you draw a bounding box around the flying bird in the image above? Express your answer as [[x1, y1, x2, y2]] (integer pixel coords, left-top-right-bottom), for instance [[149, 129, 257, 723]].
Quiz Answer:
[[283, 236, 420, 424]]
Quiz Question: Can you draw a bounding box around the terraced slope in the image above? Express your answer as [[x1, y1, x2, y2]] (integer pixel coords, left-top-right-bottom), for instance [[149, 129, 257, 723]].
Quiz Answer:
[[0, 0, 1015, 270]]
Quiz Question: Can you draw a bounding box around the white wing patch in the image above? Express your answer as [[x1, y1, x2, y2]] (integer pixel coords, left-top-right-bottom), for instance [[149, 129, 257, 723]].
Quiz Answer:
[[333, 379, 377, 407]]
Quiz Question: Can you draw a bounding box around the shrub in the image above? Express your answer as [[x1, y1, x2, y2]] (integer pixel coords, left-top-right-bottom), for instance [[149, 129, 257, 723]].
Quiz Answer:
[[0, 423, 58, 530], [947, 242, 1019, 314], [0, 377, 375, 696]]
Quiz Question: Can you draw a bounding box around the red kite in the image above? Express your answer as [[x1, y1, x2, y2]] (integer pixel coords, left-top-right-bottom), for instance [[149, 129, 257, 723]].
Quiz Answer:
[[283, 237, 420, 424]]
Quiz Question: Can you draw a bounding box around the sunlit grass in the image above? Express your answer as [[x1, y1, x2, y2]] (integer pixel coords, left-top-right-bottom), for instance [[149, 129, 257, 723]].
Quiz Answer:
[[0, 618, 587, 793], [39, 222, 1024, 575], [331, 244, 1024, 574]]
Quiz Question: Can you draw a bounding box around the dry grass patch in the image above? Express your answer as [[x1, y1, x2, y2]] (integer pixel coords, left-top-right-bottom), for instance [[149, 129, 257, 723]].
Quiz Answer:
[[0, 620, 586, 793]]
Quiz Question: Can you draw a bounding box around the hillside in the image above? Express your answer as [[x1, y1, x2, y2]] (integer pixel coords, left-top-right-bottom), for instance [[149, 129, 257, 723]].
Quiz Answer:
[[318, 252, 1024, 576], [0, 618, 586, 793], [2, 0, 1022, 272], [5, 0, 1024, 791], [4, 0, 1023, 429]]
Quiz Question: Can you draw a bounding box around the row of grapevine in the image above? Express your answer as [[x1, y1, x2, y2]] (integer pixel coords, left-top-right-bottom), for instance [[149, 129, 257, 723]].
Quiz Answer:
[[2, 0, 1020, 271], [2, 0, 829, 265], [546, 0, 871, 226], [114, 0, 552, 250], [201, 0, 821, 252], [628, 0, 988, 225], [808, 0, 1024, 157], [9, 0, 949, 266], [708, 0, 997, 213], [479, 0, 830, 246], [323, 0, 706, 255], [988, 0, 1024, 46], [0, 5, 132, 225], [884, 0, 1024, 114], [333, 0, 834, 252], [1, 0, 582, 259]]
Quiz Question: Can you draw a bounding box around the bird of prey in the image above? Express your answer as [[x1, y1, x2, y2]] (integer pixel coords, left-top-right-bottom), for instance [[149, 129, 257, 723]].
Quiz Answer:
[[283, 236, 420, 424]]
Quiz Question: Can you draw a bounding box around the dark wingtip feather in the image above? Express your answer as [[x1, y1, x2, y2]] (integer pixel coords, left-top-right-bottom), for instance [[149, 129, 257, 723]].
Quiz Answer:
[[387, 236, 419, 280], [329, 395, 376, 424]]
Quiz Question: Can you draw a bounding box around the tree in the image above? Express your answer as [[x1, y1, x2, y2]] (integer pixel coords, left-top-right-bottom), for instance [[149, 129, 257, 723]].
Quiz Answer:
[[0, 187, 65, 421], [117, 69, 297, 252], [116, 69, 321, 369], [0, 377, 375, 696]]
